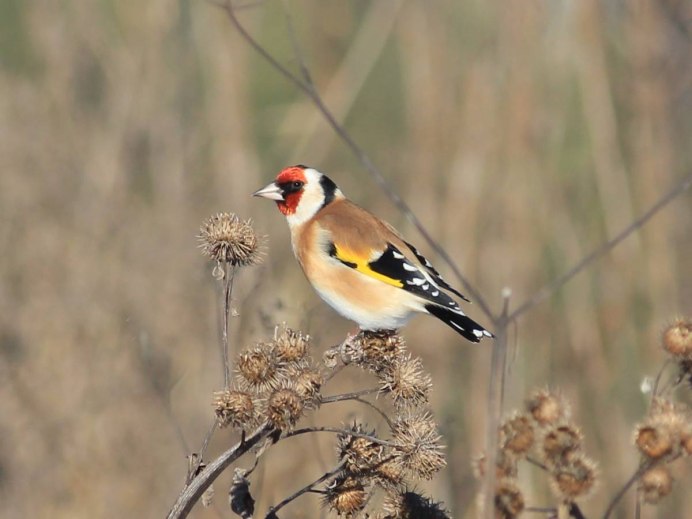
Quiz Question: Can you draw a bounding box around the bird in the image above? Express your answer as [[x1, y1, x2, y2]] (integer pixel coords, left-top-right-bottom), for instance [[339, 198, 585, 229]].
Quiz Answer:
[[253, 165, 493, 343]]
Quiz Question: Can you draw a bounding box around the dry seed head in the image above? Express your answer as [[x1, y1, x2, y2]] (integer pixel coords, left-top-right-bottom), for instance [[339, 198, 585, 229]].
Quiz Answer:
[[236, 342, 280, 393], [292, 367, 324, 400], [198, 213, 262, 266], [526, 388, 568, 427], [542, 424, 583, 465], [662, 318, 692, 358], [500, 413, 535, 456], [472, 450, 518, 481], [494, 478, 524, 519], [213, 389, 255, 428], [324, 475, 367, 516], [391, 411, 446, 480], [633, 408, 686, 461], [337, 424, 383, 472], [274, 325, 309, 363], [379, 354, 432, 409], [373, 458, 406, 490], [383, 490, 450, 519], [549, 455, 597, 500], [266, 387, 304, 429], [357, 330, 407, 372], [639, 465, 674, 504]]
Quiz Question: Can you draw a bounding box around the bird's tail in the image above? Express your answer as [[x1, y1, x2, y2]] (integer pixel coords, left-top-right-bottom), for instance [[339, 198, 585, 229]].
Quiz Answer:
[[424, 304, 494, 343]]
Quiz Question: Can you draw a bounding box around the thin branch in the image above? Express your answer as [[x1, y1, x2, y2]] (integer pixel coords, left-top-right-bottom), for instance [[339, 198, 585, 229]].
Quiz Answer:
[[602, 460, 654, 519], [217, 0, 492, 318], [482, 290, 511, 519], [320, 388, 379, 403], [283, 426, 396, 447], [167, 422, 275, 519], [526, 455, 550, 472], [221, 264, 238, 389], [510, 173, 692, 321], [267, 461, 346, 517]]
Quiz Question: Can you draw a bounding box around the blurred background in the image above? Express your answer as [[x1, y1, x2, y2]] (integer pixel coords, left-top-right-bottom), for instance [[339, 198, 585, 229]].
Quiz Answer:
[[0, 0, 690, 517]]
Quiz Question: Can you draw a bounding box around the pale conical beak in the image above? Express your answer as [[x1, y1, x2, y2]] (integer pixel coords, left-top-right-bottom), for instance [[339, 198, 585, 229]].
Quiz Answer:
[[253, 182, 284, 201]]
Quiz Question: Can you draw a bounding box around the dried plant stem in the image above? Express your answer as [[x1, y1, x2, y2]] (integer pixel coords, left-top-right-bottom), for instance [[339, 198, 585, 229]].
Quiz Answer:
[[267, 460, 347, 517], [167, 422, 274, 519], [602, 460, 654, 519], [284, 426, 395, 447], [482, 292, 511, 519], [510, 172, 692, 321], [221, 264, 238, 389], [187, 420, 219, 484], [320, 388, 379, 403]]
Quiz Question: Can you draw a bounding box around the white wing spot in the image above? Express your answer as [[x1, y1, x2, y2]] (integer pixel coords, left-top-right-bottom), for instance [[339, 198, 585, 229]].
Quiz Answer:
[[392, 251, 405, 259], [407, 277, 425, 286], [422, 283, 429, 290], [403, 263, 417, 272], [473, 329, 484, 338]]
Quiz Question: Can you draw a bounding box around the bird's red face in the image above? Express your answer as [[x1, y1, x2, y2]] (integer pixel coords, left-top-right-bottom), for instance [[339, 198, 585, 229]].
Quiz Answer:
[[253, 165, 307, 216]]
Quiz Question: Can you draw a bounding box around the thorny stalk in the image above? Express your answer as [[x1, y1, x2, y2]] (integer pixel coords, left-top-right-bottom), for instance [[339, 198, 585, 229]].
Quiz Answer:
[[222, 264, 238, 389]]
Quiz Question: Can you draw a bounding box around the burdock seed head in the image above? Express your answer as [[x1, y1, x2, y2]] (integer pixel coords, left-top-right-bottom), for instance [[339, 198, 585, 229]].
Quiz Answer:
[[472, 450, 518, 481], [541, 424, 583, 465], [324, 475, 367, 517], [378, 354, 432, 409], [494, 479, 525, 519], [662, 318, 692, 359], [337, 423, 383, 473], [639, 465, 674, 504], [213, 389, 255, 428], [357, 330, 407, 372], [292, 366, 324, 400], [634, 410, 684, 461], [198, 212, 262, 266], [549, 454, 598, 500], [526, 388, 569, 427], [273, 324, 310, 363], [236, 342, 280, 394], [391, 411, 446, 480], [500, 413, 535, 457], [266, 387, 304, 430]]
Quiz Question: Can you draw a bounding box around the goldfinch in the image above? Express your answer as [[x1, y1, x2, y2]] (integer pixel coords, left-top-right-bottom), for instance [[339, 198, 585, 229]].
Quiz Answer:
[[253, 165, 493, 343]]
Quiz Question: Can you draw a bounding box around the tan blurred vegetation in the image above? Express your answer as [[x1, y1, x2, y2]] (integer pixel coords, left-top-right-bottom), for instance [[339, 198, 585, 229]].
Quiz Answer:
[[0, 0, 690, 517]]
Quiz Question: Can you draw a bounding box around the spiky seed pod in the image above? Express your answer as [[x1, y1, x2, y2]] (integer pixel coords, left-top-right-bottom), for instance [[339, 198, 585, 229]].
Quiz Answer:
[[198, 213, 262, 266], [236, 342, 280, 394], [373, 458, 406, 490], [634, 408, 685, 461], [472, 450, 518, 481], [292, 367, 324, 400], [549, 455, 597, 500], [542, 425, 583, 465], [500, 414, 535, 456], [526, 388, 568, 427], [324, 475, 367, 516], [357, 330, 407, 373], [337, 424, 383, 473], [662, 318, 692, 359], [274, 325, 309, 363], [492, 479, 524, 519], [266, 387, 304, 430], [213, 389, 255, 428], [391, 411, 446, 480], [379, 354, 432, 409], [639, 465, 674, 504], [383, 490, 450, 519]]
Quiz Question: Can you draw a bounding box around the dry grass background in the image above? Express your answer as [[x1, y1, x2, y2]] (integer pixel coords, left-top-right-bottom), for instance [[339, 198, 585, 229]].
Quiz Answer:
[[0, 0, 690, 517]]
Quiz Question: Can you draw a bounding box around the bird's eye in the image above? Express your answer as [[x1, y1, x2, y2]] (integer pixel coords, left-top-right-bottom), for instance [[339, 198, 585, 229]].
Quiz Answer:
[[293, 181, 304, 189]]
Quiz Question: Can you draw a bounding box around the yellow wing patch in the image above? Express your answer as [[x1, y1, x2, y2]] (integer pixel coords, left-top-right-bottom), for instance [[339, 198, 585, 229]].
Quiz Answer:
[[330, 244, 404, 288]]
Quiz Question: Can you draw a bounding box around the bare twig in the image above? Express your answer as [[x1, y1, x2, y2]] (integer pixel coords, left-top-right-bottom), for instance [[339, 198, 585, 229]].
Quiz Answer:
[[167, 422, 275, 519], [266, 460, 347, 517], [320, 388, 379, 403], [221, 264, 238, 389], [602, 460, 655, 519], [510, 173, 692, 321], [283, 426, 395, 447], [482, 291, 512, 519]]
